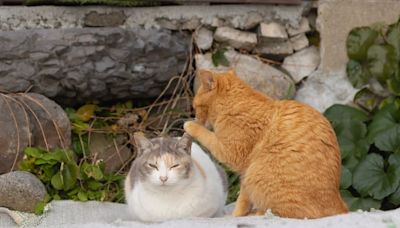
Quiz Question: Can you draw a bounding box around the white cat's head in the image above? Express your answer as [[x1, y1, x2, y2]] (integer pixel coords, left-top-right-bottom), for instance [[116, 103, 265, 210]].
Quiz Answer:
[[131, 133, 193, 188]]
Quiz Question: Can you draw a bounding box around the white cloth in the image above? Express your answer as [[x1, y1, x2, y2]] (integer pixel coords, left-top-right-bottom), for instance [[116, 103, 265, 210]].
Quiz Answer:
[[1, 200, 400, 228]]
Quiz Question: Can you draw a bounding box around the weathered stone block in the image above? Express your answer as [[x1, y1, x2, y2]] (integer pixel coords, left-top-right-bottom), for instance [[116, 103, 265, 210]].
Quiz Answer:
[[282, 46, 320, 83], [0, 28, 190, 105], [254, 39, 294, 56], [195, 49, 295, 100], [258, 22, 288, 39], [287, 17, 311, 36], [290, 33, 309, 51], [84, 11, 127, 27], [214, 27, 257, 51], [194, 27, 213, 50]]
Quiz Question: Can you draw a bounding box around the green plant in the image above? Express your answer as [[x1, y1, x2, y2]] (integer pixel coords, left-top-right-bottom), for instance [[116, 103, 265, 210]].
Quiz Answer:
[[346, 19, 400, 111], [324, 103, 400, 211], [19, 147, 125, 214]]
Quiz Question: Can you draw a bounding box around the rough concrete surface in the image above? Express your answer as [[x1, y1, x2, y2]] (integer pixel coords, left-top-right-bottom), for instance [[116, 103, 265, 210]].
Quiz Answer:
[[0, 5, 309, 31], [318, 0, 400, 73]]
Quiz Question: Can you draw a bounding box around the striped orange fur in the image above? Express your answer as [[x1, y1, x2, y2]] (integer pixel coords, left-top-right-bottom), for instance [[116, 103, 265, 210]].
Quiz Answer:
[[184, 70, 348, 219]]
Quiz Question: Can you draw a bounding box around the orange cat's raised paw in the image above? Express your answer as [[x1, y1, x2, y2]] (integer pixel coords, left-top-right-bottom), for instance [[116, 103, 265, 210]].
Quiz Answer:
[[183, 121, 200, 137]]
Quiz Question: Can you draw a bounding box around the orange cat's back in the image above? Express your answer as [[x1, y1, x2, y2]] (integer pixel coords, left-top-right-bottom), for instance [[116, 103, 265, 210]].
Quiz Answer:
[[245, 99, 347, 218], [185, 70, 348, 219]]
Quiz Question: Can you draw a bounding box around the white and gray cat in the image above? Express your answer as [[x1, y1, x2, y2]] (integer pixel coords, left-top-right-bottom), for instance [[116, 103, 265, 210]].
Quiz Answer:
[[124, 133, 228, 222]]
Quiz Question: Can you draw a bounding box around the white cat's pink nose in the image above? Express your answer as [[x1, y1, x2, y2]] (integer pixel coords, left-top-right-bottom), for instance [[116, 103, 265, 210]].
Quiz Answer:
[[160, 176, 168, 183]]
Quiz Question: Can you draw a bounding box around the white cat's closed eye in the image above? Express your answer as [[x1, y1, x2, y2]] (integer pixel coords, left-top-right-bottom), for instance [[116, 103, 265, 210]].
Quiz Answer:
[[170, 164, 180, 169], [148, 163, 158, 170]]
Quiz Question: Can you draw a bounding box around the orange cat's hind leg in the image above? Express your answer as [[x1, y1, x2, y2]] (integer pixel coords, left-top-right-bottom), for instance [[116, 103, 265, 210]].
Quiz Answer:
[[232, 188, 252, 217]]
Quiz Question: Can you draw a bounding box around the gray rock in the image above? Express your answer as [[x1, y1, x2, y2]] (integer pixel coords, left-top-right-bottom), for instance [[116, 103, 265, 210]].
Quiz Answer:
[[14, 93, 71, 151], [258, 22, 288, 39], [84, 11, 127, 27], [254, 39, 294, 56], [295, 69, 358, 112], [0, 93, 71, 174], [290, 33, 309, 51], [195, 49, 295, 99], [214, 27, 257, 51], [0, 28, 190, 105], [0, 94, 31, 174], [241, 11, 263, 29], [0, 171, 47, 212], [194, 27, 213, 50], [89, 133, 132, 174], [287, 17, 311, 37], [156, 17, 201, 30], [282, 46, 320, 83]]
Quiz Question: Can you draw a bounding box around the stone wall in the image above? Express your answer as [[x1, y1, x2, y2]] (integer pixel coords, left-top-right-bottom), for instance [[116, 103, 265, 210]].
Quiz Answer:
[[0, 28, 189, 104], [0, 4, 311, 105]]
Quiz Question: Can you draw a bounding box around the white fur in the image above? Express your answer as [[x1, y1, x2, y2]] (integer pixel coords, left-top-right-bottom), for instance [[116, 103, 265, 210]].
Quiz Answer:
[[125, 143, 227, 222]]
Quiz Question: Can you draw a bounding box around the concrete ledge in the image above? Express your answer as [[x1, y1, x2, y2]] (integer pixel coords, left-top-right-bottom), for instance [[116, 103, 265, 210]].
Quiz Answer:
[[0, 4, 308, 31]]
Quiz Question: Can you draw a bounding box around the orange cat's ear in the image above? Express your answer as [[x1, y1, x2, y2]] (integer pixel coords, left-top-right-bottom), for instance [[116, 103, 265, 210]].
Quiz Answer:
[[226, 68, 236, 75], [197, 69, 216, 91]]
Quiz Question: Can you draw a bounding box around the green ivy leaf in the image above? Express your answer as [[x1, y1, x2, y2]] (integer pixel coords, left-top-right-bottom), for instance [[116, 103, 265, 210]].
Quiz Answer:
[[53, 194, 61, 200], [334, 120, 370, 160], [346, 60, 370, 88], [342, 155, 360, 172], [76, 104, 97, 122], [346, 27, 379, 60], [212, 48, 230, 67], [34, 201, 47, 215], [354, 88, 381, 112], [91, 165, 104, 181], [88, 180, 103, 191], [367, 44, 397, 83], [340, 166, 352, 189], [367, 103, 400, 146], [387, 78, 400, 95], [62, 163, 79, 191], [324, 104, 369, 125], [67, 187, 80, 197], [387, 19, 400, 60], [77, 190, 88, 202], [353, 153, 400, 200], [388, 186, 400, 205], [340, 190, 381, 211], [374, 125, 400, 153], [379, 96, 400, 110], [19, 159, 34, 172], [51, 171, 64, 190], [24, 147, 44, 158]]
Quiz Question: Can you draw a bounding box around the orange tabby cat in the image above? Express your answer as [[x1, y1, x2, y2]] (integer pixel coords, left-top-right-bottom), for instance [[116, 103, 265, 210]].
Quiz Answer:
[[184, 69, 348, 219]]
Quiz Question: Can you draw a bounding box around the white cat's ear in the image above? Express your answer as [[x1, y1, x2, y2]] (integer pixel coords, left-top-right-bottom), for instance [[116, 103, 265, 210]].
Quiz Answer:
[[177, 133, 192, 154], [198, 69, 216, 91], [133, 132, 153, 155]]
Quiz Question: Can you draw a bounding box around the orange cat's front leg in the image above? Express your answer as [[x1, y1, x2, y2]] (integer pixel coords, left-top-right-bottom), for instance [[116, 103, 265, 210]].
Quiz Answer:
[[184, 121, 227, 164]]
